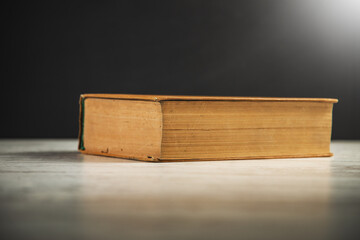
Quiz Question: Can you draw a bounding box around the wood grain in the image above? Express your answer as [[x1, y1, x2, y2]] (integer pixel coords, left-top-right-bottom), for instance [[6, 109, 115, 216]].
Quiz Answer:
[[1, 140, 359, 240]]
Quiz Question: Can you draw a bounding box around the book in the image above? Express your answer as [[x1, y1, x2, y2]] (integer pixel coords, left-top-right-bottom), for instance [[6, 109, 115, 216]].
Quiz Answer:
[[78, 94, 338, 162]]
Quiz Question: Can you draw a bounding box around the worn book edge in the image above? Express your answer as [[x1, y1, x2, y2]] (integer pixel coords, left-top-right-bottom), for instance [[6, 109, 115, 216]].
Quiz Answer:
[[79, 94, 338, 103]]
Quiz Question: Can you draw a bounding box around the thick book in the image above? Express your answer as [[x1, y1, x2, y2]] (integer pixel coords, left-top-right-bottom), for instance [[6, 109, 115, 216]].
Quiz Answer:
[[78, 94, 337, 162]]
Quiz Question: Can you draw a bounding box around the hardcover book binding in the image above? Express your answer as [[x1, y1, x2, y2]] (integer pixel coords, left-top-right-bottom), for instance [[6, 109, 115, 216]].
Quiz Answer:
[[78, 94, 337, 162]]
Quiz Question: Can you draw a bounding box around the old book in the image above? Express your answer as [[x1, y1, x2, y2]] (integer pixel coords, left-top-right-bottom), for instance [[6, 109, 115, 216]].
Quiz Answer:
[[78, 94, 337, 162]]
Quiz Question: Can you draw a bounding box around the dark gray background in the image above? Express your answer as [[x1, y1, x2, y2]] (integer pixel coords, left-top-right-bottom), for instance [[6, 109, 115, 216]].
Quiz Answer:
[[1, 0, 359, 139]]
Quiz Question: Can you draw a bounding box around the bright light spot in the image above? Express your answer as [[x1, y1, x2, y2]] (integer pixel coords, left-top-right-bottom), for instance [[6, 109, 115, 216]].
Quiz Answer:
[[286, 0, 360, 53]]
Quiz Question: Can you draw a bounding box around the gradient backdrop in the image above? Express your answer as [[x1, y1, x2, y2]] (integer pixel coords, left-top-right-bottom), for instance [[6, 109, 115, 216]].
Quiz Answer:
[[1, 0, 359, 139]]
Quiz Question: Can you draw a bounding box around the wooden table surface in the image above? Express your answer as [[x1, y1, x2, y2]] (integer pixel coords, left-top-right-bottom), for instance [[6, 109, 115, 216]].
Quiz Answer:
[[0, 140, 359, 240]]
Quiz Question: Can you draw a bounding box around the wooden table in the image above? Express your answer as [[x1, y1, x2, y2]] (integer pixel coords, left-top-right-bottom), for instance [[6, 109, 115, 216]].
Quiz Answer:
[[1, 140, 359, 240]]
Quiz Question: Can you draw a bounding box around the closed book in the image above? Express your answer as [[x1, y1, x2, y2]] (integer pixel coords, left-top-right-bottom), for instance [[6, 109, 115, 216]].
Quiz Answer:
[[78, 94, 337, 162]]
